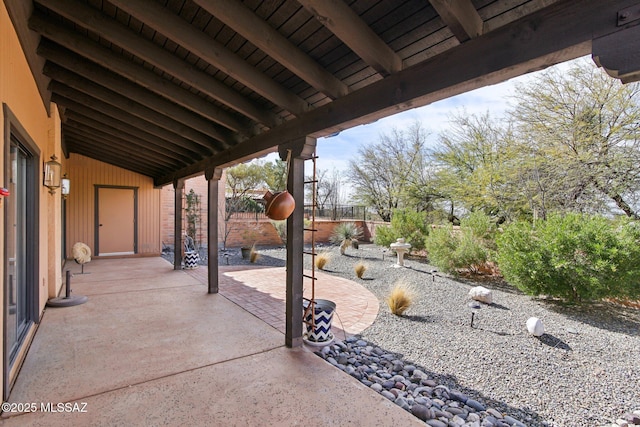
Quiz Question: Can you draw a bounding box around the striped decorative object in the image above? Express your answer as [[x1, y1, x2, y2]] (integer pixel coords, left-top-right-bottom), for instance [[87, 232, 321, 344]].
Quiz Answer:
[[184, 251, 199, 269], [303, 299, 336, 343]]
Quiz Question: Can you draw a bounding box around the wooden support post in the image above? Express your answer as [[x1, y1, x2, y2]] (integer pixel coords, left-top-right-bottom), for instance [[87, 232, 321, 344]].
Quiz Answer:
[[281, 136, 316, 348], [205, 167, 223, 294], [173, 179, 184, 270]]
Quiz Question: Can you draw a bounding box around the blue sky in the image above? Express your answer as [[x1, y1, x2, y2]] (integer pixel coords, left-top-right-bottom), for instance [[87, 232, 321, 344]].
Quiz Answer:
[[315, 80, 516, 172], [261, 57, 582, 176]]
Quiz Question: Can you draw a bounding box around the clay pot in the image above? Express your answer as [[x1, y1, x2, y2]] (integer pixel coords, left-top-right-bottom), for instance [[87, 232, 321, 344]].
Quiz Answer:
[[263, 190, 295, 220]]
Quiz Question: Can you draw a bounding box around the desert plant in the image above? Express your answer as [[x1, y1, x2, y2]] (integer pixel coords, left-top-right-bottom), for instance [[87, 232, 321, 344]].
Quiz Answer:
[[354, 261, 367, 279], [423, 211, 496, 274], [271, 220, 286, 243], [330, 222, 363, 255], [387, 281, 414, 316], [184, 189, 201, 246], [241, 223, 261, 249], [423, 225, 458, 273], [496, 214, 640, 302], [463, 210, 497, 241], [315, 252, 331, 270], [374, 209, 429, 250], [249, 245, 260, 263]]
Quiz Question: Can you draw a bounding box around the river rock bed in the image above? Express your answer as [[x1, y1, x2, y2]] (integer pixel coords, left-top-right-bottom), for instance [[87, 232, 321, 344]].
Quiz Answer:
[[315, 336, 529, 427]]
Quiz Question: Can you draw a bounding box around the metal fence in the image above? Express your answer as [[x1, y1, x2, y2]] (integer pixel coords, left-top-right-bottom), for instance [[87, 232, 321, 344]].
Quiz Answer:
[[304, 205, 367, 220], [226, 205, 368, 221], [227, 211, 268, 220]]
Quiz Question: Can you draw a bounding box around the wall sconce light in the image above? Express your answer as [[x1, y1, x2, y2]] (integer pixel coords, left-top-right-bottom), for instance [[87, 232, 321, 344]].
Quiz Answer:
[[61, 174, 70, 199], [43, 154, 61, 194]]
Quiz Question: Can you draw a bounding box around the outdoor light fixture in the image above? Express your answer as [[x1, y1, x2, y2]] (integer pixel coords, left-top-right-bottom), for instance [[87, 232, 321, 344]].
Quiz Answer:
[[468, 301, 481, 328], [43, 155, 61, 194], [61, 174, 70, 199]]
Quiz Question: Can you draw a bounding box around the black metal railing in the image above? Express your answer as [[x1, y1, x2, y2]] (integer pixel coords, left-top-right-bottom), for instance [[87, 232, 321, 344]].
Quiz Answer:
[[303, 205, 367, 220]]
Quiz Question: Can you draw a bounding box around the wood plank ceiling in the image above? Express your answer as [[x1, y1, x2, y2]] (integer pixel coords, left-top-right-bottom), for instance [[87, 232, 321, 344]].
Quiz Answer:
[[7, 0, 640, 185]]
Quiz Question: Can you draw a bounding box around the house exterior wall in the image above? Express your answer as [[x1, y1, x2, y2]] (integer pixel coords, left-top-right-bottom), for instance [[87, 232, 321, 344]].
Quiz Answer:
[[65, 153, 161, 258], [223, 219, 282, 248], [160, 173, 225, 250], [302, 220, 377, 244], [158, 175, 382, 250], [0, 2, 63, 398]]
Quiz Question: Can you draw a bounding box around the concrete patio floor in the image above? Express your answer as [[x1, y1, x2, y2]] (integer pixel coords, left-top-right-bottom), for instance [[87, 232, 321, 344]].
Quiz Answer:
[[1, 257, 421, 426]]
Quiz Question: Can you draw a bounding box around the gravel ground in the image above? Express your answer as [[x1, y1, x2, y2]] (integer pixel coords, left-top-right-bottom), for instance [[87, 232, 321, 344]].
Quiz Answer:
[[168, 243, 640, 426]]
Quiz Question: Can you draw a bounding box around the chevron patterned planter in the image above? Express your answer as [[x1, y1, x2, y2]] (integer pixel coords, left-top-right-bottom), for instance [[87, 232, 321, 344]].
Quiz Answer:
[[184, 251, 200, 269], [303, 299, 336, 345]]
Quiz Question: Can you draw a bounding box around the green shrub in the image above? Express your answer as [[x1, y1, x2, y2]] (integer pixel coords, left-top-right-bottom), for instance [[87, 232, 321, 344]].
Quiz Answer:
[[374, 209, 429, 250], [496, 214, 640, 302], [462, 210, 497, 242], [423, 211, 497, 274], [424, 224, 489, 274], [423, 225, 457, 273]]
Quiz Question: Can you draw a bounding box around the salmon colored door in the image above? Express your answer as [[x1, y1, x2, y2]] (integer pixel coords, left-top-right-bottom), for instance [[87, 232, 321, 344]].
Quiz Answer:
[[97, 187, 136, 255]]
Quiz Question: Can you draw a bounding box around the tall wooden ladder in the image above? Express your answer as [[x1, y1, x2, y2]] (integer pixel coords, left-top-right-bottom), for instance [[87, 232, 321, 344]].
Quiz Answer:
[[302, 151, 319, 331]]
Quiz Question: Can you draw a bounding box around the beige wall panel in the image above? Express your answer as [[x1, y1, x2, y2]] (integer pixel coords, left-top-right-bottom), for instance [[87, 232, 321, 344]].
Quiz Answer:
[[1, 2, 64, 399], [65, 154, 160, 258]]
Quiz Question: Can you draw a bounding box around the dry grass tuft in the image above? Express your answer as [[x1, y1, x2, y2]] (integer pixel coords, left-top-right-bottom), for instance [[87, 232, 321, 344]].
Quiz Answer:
[[315, 252, 331, 270], [250, 246, 261, 263], [387, 281, 415, 316], [354, 261, 367, 279]]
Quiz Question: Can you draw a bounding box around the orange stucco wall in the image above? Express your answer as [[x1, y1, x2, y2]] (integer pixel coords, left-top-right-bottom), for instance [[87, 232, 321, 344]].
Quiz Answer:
[[1, 2, 64, 397], [65, 153, 161, 258]]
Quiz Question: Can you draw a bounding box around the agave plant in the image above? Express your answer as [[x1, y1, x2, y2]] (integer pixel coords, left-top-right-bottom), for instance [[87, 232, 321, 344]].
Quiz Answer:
[[330, 222, 363, 255]]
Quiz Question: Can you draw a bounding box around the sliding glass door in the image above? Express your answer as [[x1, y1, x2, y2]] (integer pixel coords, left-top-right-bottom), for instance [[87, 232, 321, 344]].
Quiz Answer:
[[4, 135, 37, 396]]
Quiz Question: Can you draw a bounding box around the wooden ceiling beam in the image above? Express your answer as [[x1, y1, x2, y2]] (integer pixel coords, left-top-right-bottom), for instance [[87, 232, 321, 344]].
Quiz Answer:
[[38, 39, 250, 138], [107, 0, 309, 116], [592, 23, 640, 83], [64, 119, 190, 167], [65, 110, 193, 165], [48, 81, 217, 155], [156, 0, 630, 186], [297, 0, 402, 76], [64, 127, 178, 170], [50, 90, 206, 159], [65, 137, 163, 177], [31, 2, 279, 127], [41, 56, 233, 149], [428, 0, 483, 42], [193, 0, 349, 100], [63, 110, 197, 161], [29, 26, 252, 136]]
